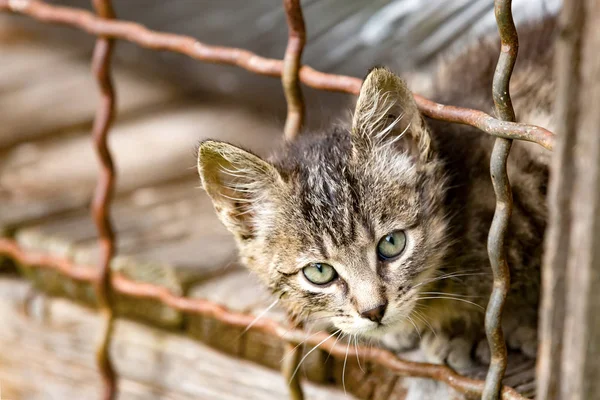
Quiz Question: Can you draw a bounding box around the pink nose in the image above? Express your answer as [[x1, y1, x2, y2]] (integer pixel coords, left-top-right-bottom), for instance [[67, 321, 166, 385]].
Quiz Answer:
[[360, 301, 387, 323]]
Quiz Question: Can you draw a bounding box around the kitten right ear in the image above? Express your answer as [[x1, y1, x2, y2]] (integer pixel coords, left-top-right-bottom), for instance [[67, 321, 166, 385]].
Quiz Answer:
[[352, 67, 432, 161], [197, 140, 281, 240]]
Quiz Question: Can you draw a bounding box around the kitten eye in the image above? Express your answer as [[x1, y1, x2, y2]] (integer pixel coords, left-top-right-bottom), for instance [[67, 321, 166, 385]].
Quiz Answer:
[[302, 263, 338, 285], [377, 230, 406, 260]]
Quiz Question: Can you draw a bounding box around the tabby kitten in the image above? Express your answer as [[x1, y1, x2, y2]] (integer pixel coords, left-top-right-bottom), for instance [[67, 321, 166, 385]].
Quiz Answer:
[[197, 19, 553, 369]]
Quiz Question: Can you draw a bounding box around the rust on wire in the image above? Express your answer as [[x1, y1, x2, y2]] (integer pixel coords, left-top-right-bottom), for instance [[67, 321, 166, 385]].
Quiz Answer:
[[0, 238, 527, 400], [0, 0, 555, 150], [89, 0, 118, 399], [280, 1, 307, 391], [483, 0, 518, 399], [413, 94, 553, 150], [0, 238, 97, 282], [281, 0, 306, 140]]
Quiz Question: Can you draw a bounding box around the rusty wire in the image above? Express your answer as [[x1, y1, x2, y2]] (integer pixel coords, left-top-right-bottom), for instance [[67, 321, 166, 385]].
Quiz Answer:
[[282, 341, 305, 400], [89, 0, 117, 399], [0, 0, 548, 398], [280, 2, 306, 395], [281, 0, 306, 140], [483, 0, 518, 399], [0, 238, 528, 400], [0, 0, 555, 151]]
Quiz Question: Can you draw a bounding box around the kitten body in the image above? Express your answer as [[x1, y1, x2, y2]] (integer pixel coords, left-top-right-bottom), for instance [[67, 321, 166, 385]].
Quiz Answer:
[[197, 18, 554, 368]]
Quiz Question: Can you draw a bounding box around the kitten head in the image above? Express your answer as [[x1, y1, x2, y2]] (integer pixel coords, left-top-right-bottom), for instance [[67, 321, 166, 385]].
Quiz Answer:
[[197, 68, 449, 338]]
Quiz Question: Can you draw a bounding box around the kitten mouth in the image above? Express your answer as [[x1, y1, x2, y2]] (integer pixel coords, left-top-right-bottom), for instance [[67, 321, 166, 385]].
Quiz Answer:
[[330, 314, 397, 338], [365, 324, 387, 335], [345, 322, 392, 339], [359, 325, 394, 340]]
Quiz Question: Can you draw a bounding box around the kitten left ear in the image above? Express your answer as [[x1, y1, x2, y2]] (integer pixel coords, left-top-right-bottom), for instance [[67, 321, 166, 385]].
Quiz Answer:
[[197, 140, 282, 240], [352, 67, 432, 161]]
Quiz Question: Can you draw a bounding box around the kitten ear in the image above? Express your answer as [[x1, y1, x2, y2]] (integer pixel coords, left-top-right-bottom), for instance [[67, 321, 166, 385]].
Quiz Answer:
[[352, 67, 432, 161], [197, 140, 281, 240]]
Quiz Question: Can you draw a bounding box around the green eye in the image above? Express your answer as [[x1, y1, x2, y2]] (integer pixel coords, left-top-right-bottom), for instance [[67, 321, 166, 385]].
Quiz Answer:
[[377, 230, 406, 260], [302, 263, 338, 285]]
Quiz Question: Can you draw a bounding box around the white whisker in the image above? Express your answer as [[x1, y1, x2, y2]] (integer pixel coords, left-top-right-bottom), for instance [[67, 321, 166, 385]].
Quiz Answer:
[[406, 314, 422, 340], [342, 338, 351, 395], [415, 296, 485, 310], [413, 271, 489, 289], [238, 299, 279, 338], [412, 310, 437, 337], [354, 335, 364, 373], [418, 291, 482, 299], [281, 329, 322, 363], [323, 331, 344, 364], [289, 329, 341, 384]]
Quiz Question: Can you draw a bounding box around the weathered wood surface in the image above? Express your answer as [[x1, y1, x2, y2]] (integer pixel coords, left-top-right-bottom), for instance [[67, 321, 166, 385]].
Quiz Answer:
[[537, 0, 600, 399], [9, 177, 252, 328], [0, 17, 282, 235], [2, 274, 536, 400], [0, 16, 179, 150], [0, 102, 282, 232], [0, 277, 354, 400]]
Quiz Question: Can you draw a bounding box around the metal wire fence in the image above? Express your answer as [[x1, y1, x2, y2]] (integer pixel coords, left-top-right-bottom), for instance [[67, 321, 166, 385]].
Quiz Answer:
[[0, 0, 556, 399]]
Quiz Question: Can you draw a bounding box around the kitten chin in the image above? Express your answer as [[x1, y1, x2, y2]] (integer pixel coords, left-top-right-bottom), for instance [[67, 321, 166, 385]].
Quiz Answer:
[[332, 318, 414, 340]]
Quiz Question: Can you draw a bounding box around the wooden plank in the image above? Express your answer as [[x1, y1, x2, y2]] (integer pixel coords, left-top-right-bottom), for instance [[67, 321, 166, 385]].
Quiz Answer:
[[12, 177, 238, 277], [0, 277, 352, 400], [8, 177, 241, 327], [0, 102, 282, 230], [537, 0, 600, 399], [0, 20, 179, 149], [0, 17, 87, 89], [537, 0, 583, 397]]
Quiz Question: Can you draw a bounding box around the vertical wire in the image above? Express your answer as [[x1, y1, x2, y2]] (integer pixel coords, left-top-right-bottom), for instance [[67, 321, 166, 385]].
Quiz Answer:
[[90, 1, 118, 399], [282, 340, 305, 400], [282, 0, 306, 140], [483, 0, 518, 398], [281, 1, 307, 392]]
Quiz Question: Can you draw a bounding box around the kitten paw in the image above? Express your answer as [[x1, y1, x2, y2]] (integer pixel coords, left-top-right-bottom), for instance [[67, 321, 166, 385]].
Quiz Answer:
[[421, 332, 450, 364], [446, 337, 477, 370], [381, 329, 419, 352], [507, 325, 537, 358], [475, 325, 538, 362], [421, 333, 476, 371], [475, 338, 491, 364]]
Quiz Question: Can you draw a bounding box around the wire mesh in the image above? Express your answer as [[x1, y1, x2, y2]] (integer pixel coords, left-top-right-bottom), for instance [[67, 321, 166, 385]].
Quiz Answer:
[[89, 0, 118, 398], [0, 0, 555, 399]]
